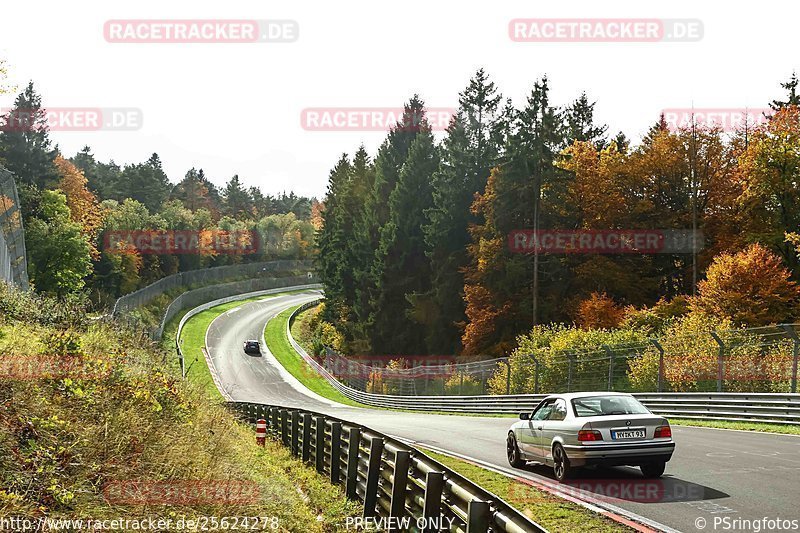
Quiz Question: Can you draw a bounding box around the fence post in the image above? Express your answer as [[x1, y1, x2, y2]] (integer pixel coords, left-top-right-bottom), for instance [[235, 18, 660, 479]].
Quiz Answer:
[[466, 499, 490, 533], [389, 450, 410, 527], [567, 353, 574, 392], [651, 339, 665, 392], [504, 359, 511, 395], [603, 345, 614, 391], [528, 354, 540, 394], [314, 416, 326, 474], [781, 324, 799, 394], [422, 471, 444, 533], [362, 436, 384, 519], [330, 421, 342, 484], [345, 426, 361, 500], [302, 413, 312, 462], [710, 331, 725, 393]]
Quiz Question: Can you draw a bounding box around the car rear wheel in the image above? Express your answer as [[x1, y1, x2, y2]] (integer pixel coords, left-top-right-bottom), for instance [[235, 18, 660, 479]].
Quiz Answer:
[[640, 461, 666, 478], [507, 433, 526, 468], [552, 443, 572, 482]]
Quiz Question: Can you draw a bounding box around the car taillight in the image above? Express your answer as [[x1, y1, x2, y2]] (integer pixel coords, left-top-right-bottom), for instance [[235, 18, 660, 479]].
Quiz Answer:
[[578, 430, 603, 441], [655, 425, 672, 438]]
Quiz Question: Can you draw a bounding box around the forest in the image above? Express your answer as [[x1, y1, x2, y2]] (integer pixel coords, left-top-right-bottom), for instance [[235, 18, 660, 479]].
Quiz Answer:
[[316, 69, 800, 360], [0, 81, 320, 305]]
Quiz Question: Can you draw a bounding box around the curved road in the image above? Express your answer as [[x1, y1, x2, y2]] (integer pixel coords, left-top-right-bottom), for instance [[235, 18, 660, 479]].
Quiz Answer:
[[204, 290, 800, 533]]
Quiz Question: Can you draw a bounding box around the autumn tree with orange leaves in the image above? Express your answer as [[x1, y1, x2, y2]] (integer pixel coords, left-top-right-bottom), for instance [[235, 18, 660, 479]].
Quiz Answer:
[[55, 155, 106, 259], [575, 292, 626, 330], [691, 243, 800, 326]]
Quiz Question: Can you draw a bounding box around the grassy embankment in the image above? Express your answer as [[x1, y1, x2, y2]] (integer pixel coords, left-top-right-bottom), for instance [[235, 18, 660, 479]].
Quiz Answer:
[[0, 286, 358, 531]]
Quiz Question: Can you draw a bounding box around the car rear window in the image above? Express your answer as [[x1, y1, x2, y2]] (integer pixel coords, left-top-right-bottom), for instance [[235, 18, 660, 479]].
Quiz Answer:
[[571, 396, 650, 417]]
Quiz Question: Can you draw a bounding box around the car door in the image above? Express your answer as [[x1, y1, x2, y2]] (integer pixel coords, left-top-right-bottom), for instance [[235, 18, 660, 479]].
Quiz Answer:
[[539, 398, 568, 461], [519, 399, 554, 459]]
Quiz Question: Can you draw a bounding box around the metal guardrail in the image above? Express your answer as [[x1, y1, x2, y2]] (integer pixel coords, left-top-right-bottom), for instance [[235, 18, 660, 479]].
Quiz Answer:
[[176, 283, 322, 377], [229, 401, 547, 533], [286, 303, 800, 425], [112, 259, 314, 316]]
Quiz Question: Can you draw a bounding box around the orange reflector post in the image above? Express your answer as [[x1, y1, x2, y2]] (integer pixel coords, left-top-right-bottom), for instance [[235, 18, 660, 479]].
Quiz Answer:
[[256, 418, 267, 446]]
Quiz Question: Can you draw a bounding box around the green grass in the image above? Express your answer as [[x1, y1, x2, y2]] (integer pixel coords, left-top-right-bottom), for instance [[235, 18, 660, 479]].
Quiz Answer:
[[264, 306, 364, 407], [420, 448, 631, 532], [670, 418, 800, 435]]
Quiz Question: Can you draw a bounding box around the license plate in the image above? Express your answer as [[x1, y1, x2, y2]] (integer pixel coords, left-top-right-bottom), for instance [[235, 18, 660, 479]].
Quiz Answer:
[[612, 429, 645, 440]]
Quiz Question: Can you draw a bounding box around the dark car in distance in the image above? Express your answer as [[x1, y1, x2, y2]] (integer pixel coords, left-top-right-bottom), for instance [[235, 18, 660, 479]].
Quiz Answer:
[[243, 340, 261, 355]]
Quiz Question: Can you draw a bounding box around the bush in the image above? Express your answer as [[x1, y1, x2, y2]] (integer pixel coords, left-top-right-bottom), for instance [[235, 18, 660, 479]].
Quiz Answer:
[[445, 372, 484, 395], [489, 325, 649, 394], [691, 243, 800, 326]]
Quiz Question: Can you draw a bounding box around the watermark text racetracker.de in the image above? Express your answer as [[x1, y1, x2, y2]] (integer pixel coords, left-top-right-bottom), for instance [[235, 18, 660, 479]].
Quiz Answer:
[[509, 18, 703, 42], [663, 108, 771, 132], [104, 20, 298, 43], [508, 229, 704, 254], [103, 230, 260, 255], [301, 107, 455, 132], [0, 108, 142, 132]]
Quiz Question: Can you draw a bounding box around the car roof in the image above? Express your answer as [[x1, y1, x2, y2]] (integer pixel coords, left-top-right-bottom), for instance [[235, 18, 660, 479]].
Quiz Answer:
[[545, 391, 634, 400]]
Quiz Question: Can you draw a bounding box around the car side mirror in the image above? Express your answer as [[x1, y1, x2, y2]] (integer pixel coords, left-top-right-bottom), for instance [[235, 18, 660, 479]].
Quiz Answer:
[[519, 412, 530, 420]]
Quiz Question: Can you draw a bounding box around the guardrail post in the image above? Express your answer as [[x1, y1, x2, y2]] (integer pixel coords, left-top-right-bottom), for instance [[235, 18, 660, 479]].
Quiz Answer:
[[314, 416, 326, 474], [330, 421, 342, 484], [466, 499, 490, 533], [603, 345, 614, 391], [503, 359, 511, 395], [710, 332, 725, 392], [422, 471, 444, 533], [280, 409, 289, 446], [270, 407, 279, 436], [345, 426, 361, 500], [389, 450, 410, 528], [651, 339, 666, 392], [781, 324, 799, 393], [362, 436, 384, 519], [291, 410, 300, 456], [302, 413, 312, 462]]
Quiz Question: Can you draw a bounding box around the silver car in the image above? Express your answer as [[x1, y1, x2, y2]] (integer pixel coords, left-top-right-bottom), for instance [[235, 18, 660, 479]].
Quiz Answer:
[[507, 392, 675, 482]]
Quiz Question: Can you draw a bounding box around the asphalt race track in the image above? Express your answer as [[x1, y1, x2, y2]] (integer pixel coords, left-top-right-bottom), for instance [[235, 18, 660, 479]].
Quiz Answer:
[[204, 291, 800, 533]]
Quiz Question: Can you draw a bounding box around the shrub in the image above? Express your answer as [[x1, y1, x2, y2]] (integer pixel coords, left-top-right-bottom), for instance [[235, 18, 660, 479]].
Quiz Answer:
[[445, 372, 484, 395], [489, 325, 649, 394], [575, 292, 625, 329]]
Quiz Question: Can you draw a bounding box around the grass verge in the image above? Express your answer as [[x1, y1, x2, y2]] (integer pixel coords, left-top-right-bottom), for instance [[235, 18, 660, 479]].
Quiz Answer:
[[419, 448, 631, 532], [0, 286, 359, 530], [670, 418, 800, 435], [264, 306, 364, 407]]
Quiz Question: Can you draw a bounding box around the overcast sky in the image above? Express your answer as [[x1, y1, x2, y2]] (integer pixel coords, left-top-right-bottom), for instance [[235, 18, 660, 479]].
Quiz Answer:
[[1, 0, 796, 198]]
